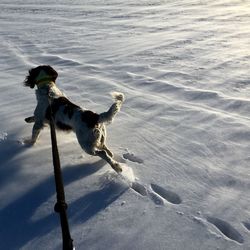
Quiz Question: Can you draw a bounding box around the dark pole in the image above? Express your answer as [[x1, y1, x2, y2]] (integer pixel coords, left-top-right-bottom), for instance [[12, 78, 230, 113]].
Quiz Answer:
[[49, 105, 74, 250]]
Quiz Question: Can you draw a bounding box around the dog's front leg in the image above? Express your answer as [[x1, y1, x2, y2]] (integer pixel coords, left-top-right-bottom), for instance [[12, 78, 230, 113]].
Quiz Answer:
[[32, 121, 44, 143], [24, 120, 44, 145]]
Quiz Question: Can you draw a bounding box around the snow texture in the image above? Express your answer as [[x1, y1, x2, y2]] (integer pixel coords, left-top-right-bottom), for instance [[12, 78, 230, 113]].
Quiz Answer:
[[0, 0, 250, 249]]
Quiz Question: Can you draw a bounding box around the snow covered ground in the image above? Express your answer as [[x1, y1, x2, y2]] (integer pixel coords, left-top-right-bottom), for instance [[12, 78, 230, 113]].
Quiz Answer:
[[1, 0, 250, 249]]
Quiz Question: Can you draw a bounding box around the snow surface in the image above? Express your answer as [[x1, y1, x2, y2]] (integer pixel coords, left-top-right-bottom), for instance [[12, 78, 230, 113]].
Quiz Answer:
[[1, 0, 250, 249]]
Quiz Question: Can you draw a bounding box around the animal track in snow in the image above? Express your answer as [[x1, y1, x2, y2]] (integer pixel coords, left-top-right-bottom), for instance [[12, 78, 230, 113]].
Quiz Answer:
[[130, 181, 182, 206], [123, 152, 144, 164], [207, 217, 244, 244], [148, 191, 165, 205], [117, 162, 182, 206], [150, 183, 182, 205], [131, 182, 148, 196]]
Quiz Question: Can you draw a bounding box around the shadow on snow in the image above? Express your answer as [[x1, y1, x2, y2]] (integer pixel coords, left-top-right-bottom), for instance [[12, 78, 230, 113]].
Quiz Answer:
[[0, 139, 126, 249]]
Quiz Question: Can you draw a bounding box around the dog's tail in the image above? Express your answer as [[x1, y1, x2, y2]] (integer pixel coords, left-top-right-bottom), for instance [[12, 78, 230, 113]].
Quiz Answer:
[[98, 92, 125, 124]]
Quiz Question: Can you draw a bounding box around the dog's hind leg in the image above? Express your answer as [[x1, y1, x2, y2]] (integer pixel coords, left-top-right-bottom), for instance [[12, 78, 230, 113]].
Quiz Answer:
[[24, 120, 43, 145], [102, 144, 114, 158], [94, 149, 122, 173], [96, 126, 114, 157]]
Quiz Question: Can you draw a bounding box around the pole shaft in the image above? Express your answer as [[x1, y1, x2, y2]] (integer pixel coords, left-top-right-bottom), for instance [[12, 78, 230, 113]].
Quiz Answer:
[[49, 113, 74, 250]]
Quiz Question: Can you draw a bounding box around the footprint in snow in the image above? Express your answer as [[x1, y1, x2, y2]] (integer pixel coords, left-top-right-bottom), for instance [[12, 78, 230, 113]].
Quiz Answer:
[[131, 182, 148, 196], [207, 217, 244, 244], [148, 191, 165, 206], [116, 161, 182, 206], [150, 183, 182, 205], [130, 182, 165, 206], [123, 152, 144, 164], [130, 181, 182, 206]]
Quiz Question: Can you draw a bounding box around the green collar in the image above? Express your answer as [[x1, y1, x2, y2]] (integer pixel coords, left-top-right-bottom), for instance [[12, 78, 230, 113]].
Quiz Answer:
[[35, 69, 55, 89], [37, 79, 55, 89]]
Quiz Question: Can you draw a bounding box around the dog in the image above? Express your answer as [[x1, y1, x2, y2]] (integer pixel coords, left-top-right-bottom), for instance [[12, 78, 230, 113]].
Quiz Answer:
[[23, 65, 124, 173]]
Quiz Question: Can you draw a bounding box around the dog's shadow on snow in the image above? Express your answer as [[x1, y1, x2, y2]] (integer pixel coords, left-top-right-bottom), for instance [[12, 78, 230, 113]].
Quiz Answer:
[[0, 136, 27, 190], [0, 152, 126, 249], [68, 173, 128, 225], [63, 160, 128, 224], [64, 160, 128, 224]]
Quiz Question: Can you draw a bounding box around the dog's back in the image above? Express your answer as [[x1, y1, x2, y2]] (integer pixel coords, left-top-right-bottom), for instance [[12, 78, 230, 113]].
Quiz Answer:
[[49, 92, 125, 131]]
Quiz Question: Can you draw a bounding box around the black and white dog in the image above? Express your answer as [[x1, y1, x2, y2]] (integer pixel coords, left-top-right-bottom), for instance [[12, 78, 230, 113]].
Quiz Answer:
[[24, 65, 124, 172]]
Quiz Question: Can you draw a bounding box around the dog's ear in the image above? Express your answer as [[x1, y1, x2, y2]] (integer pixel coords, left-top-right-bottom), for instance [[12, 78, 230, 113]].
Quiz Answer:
[[24, 67, 39, 88]]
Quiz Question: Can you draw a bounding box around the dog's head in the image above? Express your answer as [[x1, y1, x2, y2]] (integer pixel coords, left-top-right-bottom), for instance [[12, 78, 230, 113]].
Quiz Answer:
[[24, 65, 58, 88]]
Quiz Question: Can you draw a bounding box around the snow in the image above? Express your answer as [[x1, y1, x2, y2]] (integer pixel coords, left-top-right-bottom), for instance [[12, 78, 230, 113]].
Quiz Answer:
[[0, 0, 250, 249]]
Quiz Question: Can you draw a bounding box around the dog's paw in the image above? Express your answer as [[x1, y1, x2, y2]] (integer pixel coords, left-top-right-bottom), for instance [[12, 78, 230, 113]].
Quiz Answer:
[[23, 138, 36, 146], [112, 162, 123, 173], [25, 116, 35, 123]]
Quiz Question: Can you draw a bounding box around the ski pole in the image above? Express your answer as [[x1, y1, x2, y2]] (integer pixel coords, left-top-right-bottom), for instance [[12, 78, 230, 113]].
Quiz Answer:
[[49, 99, 74, 250]]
